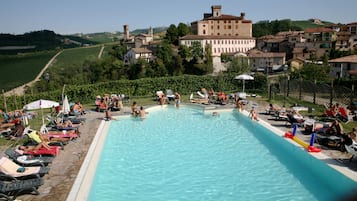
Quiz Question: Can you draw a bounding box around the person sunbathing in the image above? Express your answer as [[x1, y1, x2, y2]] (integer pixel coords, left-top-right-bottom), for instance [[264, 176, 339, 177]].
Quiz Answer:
[[28, 129, 69, 145], [18, 144, 50, 152], [56, 119, 74, 128]]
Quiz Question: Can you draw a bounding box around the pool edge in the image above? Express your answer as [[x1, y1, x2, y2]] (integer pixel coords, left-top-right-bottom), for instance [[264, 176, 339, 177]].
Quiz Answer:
[[66, 119, 110, 201]]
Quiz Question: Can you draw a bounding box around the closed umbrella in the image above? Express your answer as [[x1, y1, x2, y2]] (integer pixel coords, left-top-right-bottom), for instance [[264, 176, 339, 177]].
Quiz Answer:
[[62, 96, 70, 115], [234, 74, 254, 93]]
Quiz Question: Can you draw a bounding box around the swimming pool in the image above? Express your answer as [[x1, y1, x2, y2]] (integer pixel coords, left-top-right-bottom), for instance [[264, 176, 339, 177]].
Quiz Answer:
[[74, 106, 357, 201]]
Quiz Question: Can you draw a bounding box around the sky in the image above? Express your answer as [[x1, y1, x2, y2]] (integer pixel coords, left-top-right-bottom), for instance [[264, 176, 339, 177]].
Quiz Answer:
[[0, 0, 356, 35]]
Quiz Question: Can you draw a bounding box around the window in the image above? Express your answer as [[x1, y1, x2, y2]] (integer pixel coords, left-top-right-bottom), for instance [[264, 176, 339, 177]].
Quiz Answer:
[[228, 25, 231, 29], [217, 25, 220, 29]]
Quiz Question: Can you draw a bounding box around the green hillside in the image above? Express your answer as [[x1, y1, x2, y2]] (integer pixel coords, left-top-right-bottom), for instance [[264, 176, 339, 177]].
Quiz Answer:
[[50, 45, 103, 68], [0, 30, 97, 55], [0, 51, 57, 91], [291, 20, 334, 30]]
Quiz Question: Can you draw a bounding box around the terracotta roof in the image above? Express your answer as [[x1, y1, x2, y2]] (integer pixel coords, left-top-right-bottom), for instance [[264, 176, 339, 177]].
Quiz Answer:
[[304, 27, 334, 33], [348, 70, 357, 75], [180, 35, 255, 40], [328, 54, 357, 63], [265, 37, 286, 43], [276, 31, 304, 36], [247, 49, 285, 58], [205, 14, 244, 21]]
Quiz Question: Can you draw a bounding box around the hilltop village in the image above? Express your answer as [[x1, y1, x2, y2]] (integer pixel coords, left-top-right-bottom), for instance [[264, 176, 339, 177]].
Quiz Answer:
[[122, 5, 357, 77]]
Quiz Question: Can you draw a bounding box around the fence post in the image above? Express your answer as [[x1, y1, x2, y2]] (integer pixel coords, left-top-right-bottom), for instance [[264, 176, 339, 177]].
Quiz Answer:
[[286, 75, 290, 98], [313, 79, 316, 104], [329, 80, 334, 107], [2, 89, 7, 112], [299, 77, 302, 100], [351, 84, 355, 106]]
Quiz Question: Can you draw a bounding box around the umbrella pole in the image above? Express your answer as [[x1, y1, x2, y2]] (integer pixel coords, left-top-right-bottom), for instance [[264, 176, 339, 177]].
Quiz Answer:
[[243, 80, 245, 93], [41, 107, 45, 125], [2, 89, 7, 112]]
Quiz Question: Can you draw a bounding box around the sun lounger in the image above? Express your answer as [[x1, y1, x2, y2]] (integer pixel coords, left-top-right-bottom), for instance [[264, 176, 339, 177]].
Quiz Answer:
[[0, 174, 44, 200], [5, 149, 54, 165], [16, 146, 60, 156], [0, 157, 50, 178], [189, 93, 209, 104], [342, 135, 357, 161]]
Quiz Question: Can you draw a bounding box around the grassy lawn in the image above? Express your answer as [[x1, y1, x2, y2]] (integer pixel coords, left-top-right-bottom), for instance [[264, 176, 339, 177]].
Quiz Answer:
[[0, 51, 57, 91]]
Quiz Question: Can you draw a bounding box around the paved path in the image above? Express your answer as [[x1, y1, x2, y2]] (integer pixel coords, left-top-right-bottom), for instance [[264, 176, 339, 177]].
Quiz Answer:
[[98, 45, 104, 58]]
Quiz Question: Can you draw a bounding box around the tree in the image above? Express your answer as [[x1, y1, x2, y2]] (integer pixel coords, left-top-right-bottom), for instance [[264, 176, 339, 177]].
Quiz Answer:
[[291, 63, 331, 82], [178, 45, 191, 61], [177, 23, 191, 37], [109, 44, 127, 60], [156, 41, 173, 67], [165, 24, 178, 45], [226, 56, 251, 74], [191, 41, 203, 63], [172, 55, 185, 76]]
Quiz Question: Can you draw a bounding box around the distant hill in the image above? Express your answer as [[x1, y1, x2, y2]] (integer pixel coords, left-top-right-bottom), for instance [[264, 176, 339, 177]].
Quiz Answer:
[[253, 19, 336, 37], [0, 30, 97, 54], [74, 26, 168, 44]]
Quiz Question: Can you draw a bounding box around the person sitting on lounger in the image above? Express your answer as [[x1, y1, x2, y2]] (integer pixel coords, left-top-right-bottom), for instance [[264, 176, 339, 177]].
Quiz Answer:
[[328, 119, 344, 136], [8, 120, 25, 140], [72, 101, 85, 115], [56, 119, 73, 128]]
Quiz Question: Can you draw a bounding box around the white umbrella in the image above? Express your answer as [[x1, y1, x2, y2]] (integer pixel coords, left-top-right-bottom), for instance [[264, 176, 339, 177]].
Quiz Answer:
[[23, 99, 59, 110], [234, 74, 254, 93], [62, 95, 70, 115], [23, 99, 59, 125]]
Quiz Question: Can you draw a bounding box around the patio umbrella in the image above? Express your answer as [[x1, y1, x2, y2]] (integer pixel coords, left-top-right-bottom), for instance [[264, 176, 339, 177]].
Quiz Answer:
[[23, 99, 59, 125], [23, 99, 59, 110], [234, 74, 254, 93]]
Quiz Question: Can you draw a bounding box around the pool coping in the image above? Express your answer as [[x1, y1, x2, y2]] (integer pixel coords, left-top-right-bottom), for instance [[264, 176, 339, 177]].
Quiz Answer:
[[66, 104, 357, 201]]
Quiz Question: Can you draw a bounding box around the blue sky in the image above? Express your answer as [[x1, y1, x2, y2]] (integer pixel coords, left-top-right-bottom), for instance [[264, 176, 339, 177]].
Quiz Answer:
[[1, 0, 356, 35]]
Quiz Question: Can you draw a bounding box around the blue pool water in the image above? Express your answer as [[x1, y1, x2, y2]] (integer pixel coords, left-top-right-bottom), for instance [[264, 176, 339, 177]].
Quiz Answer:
[[88, 106, 357, 201]]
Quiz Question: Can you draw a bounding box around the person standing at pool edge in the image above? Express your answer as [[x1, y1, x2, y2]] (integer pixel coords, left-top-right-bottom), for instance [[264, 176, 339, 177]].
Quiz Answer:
[[175, 92, 181, 108], [249, 107, 259, 121]]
